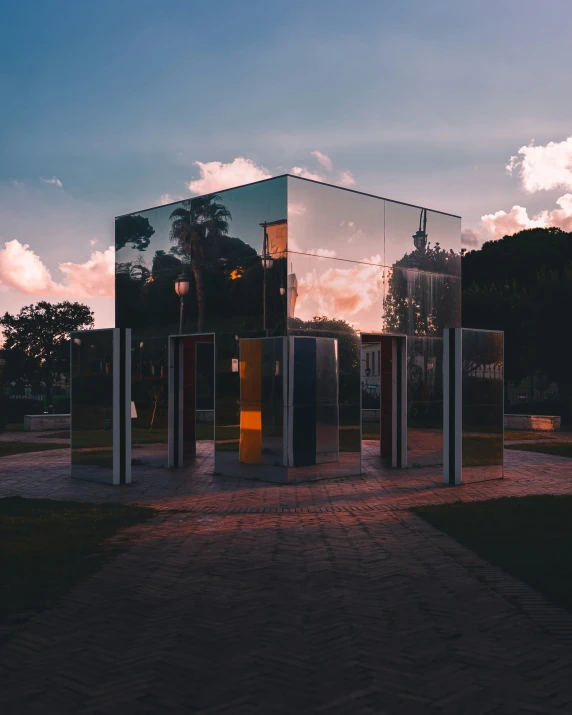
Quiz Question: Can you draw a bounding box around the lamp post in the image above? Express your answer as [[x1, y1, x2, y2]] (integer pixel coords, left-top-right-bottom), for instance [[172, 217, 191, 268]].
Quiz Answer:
[[139, 341, 144, 381], [174, 274, 190, 335]]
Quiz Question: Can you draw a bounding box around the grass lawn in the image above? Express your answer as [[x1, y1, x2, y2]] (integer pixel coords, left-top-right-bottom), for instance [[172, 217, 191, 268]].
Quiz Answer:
[[0, 497, 155, 624], [5, 423, 25, 432], [0, 442, 69, 457], [413, 495, 572, 613], [504, 430, 554, 441], [506, 442, 572, 458]]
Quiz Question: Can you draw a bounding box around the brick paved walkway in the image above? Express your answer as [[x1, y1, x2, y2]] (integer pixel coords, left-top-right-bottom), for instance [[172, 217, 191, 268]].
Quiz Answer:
[[1, 448, 572, 713]]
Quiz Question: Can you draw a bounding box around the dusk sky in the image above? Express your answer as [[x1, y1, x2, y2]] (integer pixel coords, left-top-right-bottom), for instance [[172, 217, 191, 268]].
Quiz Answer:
[[1, 0, 572, 330]]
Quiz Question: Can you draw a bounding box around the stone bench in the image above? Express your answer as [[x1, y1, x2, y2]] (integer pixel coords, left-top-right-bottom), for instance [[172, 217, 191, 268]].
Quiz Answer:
[[504, 414, 561, 432], [24, 414, 70, 432]]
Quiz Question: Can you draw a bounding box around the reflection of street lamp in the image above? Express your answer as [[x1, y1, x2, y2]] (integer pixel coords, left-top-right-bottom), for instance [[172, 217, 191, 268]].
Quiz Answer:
[[259, 222, 274, 336], [174, 275, 190, 335]]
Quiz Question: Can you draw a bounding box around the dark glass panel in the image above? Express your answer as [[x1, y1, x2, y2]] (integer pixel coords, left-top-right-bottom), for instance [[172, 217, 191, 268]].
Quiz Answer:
[[130, 335, 168, 468], [116, 177, 287, 339], [462, 329, 504, 482], [71, 329, 114, 482], [407, 337, 444, 467]]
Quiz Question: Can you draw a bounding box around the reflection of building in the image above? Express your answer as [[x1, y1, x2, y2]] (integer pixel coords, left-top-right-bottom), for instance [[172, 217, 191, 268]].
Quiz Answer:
[[71, 175, 504, 486]]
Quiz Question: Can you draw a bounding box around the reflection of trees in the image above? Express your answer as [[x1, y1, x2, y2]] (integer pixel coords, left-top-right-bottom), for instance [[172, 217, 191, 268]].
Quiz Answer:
[[115, 214, 155, 252], [170, 194, 232, 333], [383, 243, 461, 336]]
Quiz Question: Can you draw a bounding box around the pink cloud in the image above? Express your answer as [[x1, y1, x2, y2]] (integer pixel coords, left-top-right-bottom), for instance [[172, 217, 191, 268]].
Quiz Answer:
[[481, 194, 572, 240], [338, 170, 356, 187], [290, 166, 325, 182], [0, 240, 114, 297], [311, 151, 333, 172], [159, 193, 186, 205], [187, 158, 272, 195]]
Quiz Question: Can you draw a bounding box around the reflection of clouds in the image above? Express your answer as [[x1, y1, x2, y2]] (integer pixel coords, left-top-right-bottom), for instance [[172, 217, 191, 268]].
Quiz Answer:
[[288, 202, 306, 217], [296, 255, 384, 322]]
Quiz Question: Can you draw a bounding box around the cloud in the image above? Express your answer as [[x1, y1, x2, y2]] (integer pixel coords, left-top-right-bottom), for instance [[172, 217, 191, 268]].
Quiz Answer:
[[40, 176, 63, 188], [338, 170, 356, 187], [184, 154, 356, 196], [311, 150, 333, 172], [507, 135, 572, 193], [187, 158, 272, 195], [296, 255, 384, 321], [90, 239, 98, 246], [0, 240, 114, 297], [290, 166, 325, 182], [159, 193, 186, 205], [481, 194, 572, 241], [461, 229, 481, 248]]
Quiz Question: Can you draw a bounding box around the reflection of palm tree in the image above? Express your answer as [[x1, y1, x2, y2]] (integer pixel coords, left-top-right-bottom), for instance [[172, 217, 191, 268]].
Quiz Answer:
[[169, 195, 231, 333]]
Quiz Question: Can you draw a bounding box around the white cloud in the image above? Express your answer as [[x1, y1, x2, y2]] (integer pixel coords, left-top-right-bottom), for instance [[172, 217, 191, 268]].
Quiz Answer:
[[187, 158, 271, 195], [40, 176, 63, 188], [159, 193, 186, 205], [481, 194, 572, 241], [507, 135, 572, 193], [290, 166, 325, 182], [182, 154, 357, 196], [0, 240, 114, 297], [311, 150, 333, 172], [90, 239, 98, 246], [338, 170, 356, 187]]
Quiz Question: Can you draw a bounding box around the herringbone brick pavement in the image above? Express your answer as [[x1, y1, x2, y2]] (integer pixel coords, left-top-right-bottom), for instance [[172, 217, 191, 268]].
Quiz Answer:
[[1, 447, 572, 713]]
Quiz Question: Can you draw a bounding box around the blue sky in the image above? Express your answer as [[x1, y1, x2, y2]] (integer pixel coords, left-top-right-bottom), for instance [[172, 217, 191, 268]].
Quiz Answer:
[[1, 0, 571, 327]]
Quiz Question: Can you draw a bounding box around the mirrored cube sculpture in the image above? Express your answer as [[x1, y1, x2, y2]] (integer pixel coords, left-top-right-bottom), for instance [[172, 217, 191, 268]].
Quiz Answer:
[[71, 328, 131, 484], [109, 174, 465, 484]]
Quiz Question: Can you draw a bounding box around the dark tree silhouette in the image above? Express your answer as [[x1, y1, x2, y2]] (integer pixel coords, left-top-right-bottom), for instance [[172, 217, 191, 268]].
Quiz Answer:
[[0, 301, 94, 403], [115, 214, 155, 252]]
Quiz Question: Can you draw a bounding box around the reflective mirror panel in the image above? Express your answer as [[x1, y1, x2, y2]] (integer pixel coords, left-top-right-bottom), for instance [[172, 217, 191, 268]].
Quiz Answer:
[[116, 177, 287, 339], [407, 337, 443, 467], [385, 201, 461, 277], [131, 335, 169, 468], [71, 329, 115, 483], [215, 334, 287, 482], [287, 251, 386, 335], [287, 331, 360, 480], [462, 329, 504, 482], [287, 177, 384, 263], [384, 269, 460, 337]]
